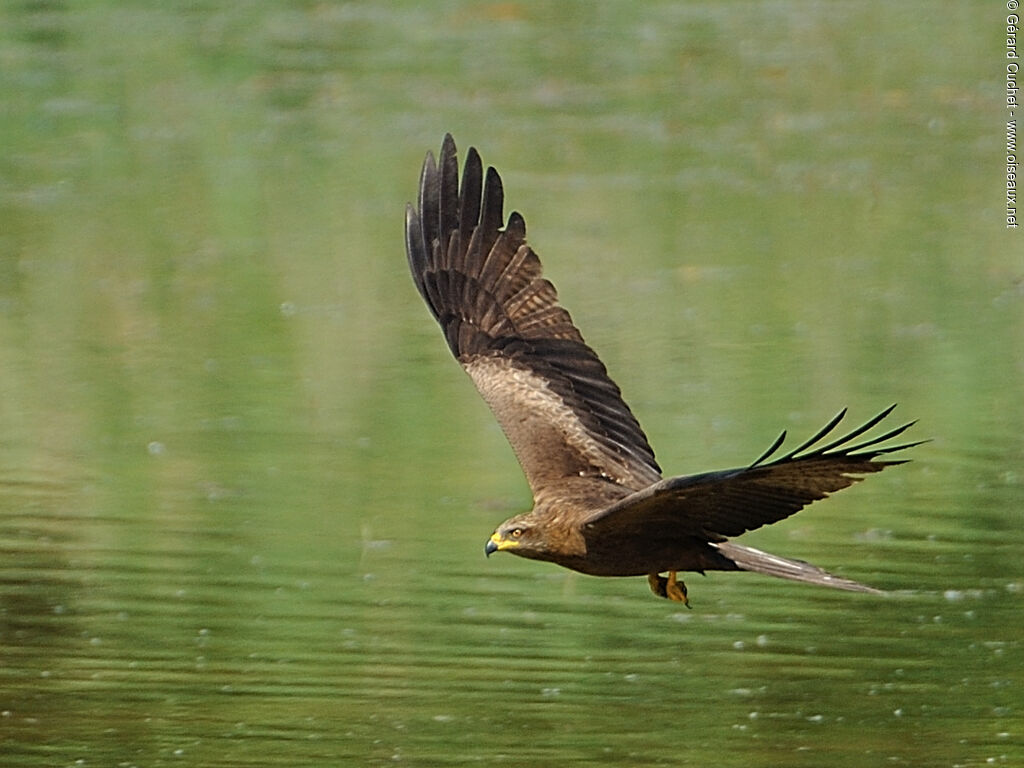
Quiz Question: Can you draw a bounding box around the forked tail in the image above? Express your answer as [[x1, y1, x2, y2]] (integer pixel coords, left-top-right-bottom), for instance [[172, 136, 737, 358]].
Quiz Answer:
[[713, 541, 883, 594]]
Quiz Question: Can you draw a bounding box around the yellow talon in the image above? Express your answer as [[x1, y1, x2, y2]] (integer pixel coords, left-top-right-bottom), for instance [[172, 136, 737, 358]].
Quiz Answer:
[[648, 571, 691, 608], [665, 571, 690, 608]]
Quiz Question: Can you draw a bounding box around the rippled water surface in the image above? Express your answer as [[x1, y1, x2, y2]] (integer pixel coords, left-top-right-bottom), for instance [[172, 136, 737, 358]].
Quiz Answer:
[[1, 2, 1021, 766]]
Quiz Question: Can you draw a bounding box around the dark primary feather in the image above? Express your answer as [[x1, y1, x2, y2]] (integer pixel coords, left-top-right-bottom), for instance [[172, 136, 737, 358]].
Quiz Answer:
[[405, 135, 662, 496], [584, 407, 923, 541]]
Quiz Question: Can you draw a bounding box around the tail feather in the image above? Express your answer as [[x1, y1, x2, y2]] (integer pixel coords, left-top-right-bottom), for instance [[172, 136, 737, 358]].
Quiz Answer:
[[713, 541, 883, 594]]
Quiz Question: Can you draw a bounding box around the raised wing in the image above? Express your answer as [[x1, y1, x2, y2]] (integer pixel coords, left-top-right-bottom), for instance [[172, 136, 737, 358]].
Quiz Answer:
[[584, 405, 922, 540], [405, 135, 662, 499]]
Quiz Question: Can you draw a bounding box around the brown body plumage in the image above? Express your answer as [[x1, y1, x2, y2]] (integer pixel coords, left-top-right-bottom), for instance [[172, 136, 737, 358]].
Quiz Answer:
[[405, 134, 920, 603]]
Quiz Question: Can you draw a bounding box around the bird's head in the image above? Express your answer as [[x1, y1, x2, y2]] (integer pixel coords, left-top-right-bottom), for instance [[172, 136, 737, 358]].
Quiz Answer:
[[484, 516, 547, 560]]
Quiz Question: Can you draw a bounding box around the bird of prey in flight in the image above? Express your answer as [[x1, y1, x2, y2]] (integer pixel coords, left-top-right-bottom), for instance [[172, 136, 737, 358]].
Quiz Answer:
[[405, 134, 919, 605]]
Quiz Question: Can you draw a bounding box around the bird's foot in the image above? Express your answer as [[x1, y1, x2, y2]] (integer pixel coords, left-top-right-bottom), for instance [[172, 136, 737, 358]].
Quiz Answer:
[[666, 571, 691, 607], [648, 571, 691, 608]]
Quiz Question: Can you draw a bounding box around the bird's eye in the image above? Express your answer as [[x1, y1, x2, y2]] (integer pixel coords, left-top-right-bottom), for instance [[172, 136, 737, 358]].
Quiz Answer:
[[510, 528, 524, 538]]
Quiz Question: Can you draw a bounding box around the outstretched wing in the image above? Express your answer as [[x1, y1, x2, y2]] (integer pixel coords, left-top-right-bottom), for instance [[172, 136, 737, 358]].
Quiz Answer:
[[584, 406, 922, 541], [405, 134, 662, 500]]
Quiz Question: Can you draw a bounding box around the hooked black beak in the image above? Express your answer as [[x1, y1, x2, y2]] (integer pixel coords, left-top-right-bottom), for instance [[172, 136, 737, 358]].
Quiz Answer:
[[484, 538, 499, 557]]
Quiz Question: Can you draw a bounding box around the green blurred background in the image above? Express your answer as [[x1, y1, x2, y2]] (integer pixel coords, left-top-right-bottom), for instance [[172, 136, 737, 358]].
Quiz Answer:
[[1, 1, 1021, 766]]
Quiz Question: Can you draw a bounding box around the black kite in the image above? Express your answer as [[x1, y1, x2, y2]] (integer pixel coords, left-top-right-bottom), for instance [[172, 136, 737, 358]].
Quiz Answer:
[[405, 135, 919, 605]]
